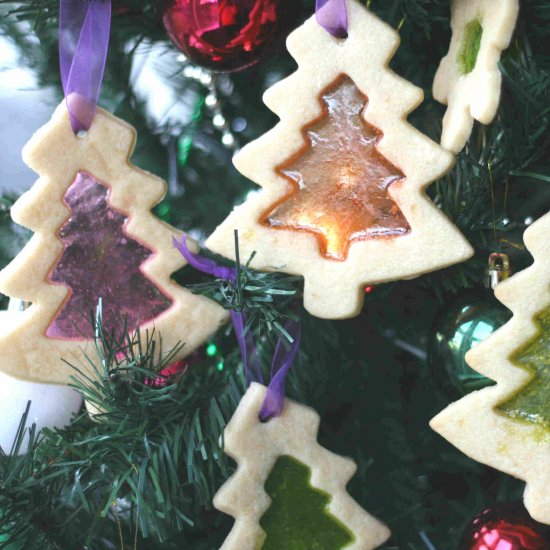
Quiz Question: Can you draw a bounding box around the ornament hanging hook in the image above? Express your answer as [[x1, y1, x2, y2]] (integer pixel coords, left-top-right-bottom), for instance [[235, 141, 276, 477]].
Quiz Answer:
[[485, 252, 511, 289]]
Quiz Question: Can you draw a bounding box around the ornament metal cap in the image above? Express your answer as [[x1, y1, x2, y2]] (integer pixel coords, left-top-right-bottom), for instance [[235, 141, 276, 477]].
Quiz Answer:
[[485, 253, 511, 289]]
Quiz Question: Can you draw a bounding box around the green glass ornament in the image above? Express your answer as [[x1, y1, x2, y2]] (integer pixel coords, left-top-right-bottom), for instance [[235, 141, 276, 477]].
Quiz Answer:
[[429, 254, 512, 397]]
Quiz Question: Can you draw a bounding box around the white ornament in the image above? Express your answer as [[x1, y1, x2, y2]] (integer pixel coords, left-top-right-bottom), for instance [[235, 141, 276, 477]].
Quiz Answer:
[[0, 311, 82, 454]]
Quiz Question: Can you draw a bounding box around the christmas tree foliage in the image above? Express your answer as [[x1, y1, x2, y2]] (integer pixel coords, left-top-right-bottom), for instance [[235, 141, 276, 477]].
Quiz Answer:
[[1, 0, 550, 547], [48, 171, 172, 339], [260, 455, 355, 550], [265, 76, 409, 261], [498, 305, 550, 429]]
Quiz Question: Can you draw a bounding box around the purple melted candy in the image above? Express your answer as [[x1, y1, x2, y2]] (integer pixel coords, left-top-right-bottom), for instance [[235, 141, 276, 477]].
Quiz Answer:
[[46, 171, 173, 340]]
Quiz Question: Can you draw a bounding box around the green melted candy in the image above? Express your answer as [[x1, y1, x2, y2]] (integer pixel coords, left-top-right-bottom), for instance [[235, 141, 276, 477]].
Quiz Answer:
[[260, 455, 355, 550], [497, 306, 550, 430], [458, 19, 483, 74]]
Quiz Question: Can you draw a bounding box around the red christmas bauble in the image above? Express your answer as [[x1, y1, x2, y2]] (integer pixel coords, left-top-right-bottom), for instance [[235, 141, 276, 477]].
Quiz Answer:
[[145, 360, 188, 387], [162, 0, 298, 72], [460, 502, 549, 550]]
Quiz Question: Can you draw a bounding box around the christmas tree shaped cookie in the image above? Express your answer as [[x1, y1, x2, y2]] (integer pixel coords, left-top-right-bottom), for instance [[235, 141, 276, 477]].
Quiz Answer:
[[431, 211, 550, 525], [206, 0, 473, 319], [213, 383, 390, 549], [433, 0, 519, 153], [0, 103, 226, 385]]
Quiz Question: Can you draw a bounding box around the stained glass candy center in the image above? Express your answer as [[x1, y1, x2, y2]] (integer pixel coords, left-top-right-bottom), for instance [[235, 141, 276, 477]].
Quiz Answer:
[[46, 171, 173, 340], [259, 455, 355, 550], [497, 305, 550, 430], [458, 19, 483, 75], [263, 75, 410, 261]]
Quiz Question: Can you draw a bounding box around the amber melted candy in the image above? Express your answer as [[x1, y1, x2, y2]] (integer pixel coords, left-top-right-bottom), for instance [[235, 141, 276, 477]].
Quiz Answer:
[[263, 75, 410, 261]]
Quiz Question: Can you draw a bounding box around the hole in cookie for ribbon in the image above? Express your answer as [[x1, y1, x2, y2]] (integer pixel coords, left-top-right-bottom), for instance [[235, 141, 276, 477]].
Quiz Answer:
[[261, 74, 410, 262]]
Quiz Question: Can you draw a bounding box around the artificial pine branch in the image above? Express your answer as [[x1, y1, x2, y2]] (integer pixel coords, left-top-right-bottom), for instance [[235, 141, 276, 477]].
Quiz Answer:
[[176, 232, 301, 347], [0, 1, 549, 548], [0, 322, 243, 549], [0, 403, 69, 549]]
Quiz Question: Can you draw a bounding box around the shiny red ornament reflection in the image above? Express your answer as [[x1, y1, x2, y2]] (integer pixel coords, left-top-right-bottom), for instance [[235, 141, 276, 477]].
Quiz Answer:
[[162, 0, 296, 72], [461, 503, 548, 550], [145, 360, 188, 388]]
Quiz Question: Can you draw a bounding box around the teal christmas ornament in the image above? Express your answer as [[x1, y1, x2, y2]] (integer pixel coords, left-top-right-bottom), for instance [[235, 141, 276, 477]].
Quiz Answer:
[[0, 518, 22, 550], [429, 254, 512, 397]]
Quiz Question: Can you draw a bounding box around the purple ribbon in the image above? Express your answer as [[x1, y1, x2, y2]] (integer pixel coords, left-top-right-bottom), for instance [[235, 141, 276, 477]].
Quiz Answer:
[[173, 236, 261, 386], [174, 235, 237, 281], [59, 0, 111, 134], [258, 318, 301, 422], [174, 236, 300, 420], [230, 309, 263, 386], [316, 0, 348, 38]]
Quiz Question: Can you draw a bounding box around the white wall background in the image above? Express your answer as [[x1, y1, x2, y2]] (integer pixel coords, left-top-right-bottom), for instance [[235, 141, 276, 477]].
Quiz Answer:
[[0, 35, 58, 194]]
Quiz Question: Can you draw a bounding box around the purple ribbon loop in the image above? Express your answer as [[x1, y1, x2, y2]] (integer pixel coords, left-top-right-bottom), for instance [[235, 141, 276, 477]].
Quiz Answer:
[[59, 0, 112, 134], [230, 309, 263, 386], [259, 319, 301, 422], [174, 235, 300, 419], [174, 236, 261, 385], [173, 235, 237, 281], [316, 0, 348, 38]]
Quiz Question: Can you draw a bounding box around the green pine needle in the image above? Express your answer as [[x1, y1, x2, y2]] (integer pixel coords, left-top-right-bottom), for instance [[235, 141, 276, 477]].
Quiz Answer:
[[0, 322, 242, 548], [180, 233, 301, 347]]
